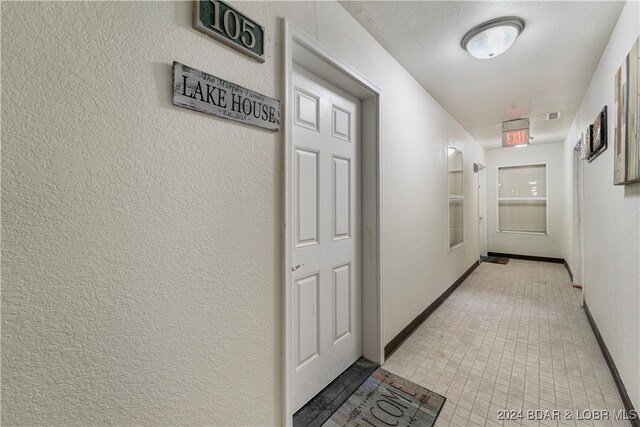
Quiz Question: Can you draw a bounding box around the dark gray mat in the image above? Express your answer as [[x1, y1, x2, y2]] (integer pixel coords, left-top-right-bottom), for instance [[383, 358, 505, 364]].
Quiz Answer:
[[484, 256, 510, 265], [323, 367, 446, 426], [293, 358, 378, 427]]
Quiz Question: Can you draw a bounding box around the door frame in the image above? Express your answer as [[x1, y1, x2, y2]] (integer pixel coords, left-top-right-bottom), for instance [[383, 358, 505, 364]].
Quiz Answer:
[[282, 19, 384, 424], [476, 162, 487, 261], [573, 141, 585, 303]]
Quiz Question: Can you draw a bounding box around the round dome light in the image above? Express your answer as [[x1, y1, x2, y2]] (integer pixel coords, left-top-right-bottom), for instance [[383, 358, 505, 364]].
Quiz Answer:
[[461, 17, 525, 59]]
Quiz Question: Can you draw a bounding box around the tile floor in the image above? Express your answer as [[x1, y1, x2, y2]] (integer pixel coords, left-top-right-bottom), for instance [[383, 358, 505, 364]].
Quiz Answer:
[[383, 260, 629, 426]]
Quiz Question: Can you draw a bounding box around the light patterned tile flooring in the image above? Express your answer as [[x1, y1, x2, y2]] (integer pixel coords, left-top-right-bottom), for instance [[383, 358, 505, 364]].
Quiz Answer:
[[383, 260, 629, 426]]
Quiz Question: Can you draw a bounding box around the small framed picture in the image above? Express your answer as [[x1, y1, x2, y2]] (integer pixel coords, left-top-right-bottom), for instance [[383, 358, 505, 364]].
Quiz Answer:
[[588, 106, 607, 162]]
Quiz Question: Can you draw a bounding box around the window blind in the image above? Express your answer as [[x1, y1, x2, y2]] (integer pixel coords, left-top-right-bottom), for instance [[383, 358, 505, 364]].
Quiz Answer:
[[498, 164, 547, 233], [498, 164, 546, 198]]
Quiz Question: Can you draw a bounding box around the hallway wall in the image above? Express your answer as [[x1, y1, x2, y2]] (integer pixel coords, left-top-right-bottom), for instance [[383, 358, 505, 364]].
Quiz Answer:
[[1, 1, 484, 425], [485, 142, 565, 259], [562, 0, 640, 411]]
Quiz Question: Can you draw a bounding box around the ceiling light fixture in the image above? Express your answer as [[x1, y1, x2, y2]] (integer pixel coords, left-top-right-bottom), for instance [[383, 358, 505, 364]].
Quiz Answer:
[[461, 17, 525, 59]]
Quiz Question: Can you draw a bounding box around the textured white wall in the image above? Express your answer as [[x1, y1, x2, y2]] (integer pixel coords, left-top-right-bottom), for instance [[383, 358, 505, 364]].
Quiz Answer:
[[379, 79, 486, 346], [562, 0, 640, 411], [1, 1, 484, 424], [485, 143, 565, 259]]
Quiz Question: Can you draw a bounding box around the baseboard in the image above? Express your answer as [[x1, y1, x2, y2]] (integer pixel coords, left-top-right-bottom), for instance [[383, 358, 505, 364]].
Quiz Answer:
[[488, 251, 564, 264], [563, 260, 574, 282], [384, 260, 479, 359], [584, 303, 639, 427]]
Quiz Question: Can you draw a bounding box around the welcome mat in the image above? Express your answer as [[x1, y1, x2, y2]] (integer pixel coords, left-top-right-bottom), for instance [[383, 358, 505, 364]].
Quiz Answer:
[[322, 368, 446, 427], [484, 256, 510, 265]]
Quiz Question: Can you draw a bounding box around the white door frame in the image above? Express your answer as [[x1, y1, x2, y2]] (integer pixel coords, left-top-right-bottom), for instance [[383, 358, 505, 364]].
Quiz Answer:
[[476, 163, 487, 261], [282, 19, 384, 425], [573, 142, 585, 304]]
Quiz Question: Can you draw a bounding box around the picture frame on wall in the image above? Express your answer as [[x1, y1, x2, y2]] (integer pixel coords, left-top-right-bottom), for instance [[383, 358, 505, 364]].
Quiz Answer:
[[588, 106, 607, 162], [614, 37, 640, 184]]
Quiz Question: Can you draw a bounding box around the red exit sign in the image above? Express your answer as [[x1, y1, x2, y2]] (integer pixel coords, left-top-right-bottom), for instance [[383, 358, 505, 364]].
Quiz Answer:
[[502, 128, 530, 147]]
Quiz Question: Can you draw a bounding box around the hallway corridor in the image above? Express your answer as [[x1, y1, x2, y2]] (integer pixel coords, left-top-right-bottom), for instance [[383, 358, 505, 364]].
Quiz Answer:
[[383, 261, 627, 426], [3, 1, 639, 424]]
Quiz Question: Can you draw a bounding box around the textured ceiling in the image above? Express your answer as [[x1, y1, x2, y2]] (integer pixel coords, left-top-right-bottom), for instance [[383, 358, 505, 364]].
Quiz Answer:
[[341, 1, 625, 149]]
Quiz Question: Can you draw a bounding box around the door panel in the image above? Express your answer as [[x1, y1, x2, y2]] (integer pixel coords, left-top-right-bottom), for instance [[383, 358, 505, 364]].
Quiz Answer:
[[291, 64, 361, 411], [333, 263, 351, 344], [332, 105, 351, 142], [295, 148, 319, 248], [295, 272, 320, 370], [295, 88, 320, 131], [332, 156, 351, 240]]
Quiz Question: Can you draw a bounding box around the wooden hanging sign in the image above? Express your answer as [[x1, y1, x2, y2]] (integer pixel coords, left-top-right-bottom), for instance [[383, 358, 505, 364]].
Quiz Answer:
[[172, 62, 280, 131]]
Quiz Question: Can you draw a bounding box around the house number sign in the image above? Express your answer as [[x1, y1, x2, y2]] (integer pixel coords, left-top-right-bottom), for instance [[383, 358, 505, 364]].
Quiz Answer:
[[172, 62, 280, 131], [193, 0, 265, 62]]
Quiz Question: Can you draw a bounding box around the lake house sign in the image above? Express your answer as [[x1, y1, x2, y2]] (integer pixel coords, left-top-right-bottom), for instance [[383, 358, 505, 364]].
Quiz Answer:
[[172, 62, 280, 131]]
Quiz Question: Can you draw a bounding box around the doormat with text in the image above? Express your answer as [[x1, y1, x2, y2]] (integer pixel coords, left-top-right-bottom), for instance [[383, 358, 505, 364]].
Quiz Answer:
[[322, 368, 445, 427]]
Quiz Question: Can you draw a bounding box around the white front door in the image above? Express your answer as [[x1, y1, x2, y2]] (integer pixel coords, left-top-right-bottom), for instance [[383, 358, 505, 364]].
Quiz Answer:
[[478, 165, 488, 259], [291, 64, 362, 411]]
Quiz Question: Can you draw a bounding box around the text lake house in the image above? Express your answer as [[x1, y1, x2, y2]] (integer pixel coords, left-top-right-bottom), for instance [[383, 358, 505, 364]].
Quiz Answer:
[[172, 62, 280, 131]]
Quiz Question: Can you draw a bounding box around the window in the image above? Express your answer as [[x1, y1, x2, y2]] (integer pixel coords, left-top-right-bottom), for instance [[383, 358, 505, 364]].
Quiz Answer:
[[498, 164, 547, 233], [448, 147, 463, 248]]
